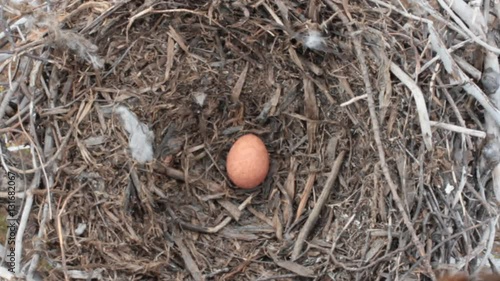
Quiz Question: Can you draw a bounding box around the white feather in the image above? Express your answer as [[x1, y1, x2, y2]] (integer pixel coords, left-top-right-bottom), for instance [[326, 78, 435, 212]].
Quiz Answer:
[[303, 30, 326, 50], [114, 105, 154, 164]]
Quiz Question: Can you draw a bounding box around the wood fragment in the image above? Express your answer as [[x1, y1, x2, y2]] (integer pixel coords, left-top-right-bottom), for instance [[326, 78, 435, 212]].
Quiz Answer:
[[164, 36, 176, 81], [168, 25, 190, 54], [272, 209, 283, 241], [173, 234, 205, 281], [218, 199, 242, 221], [303, 78, 319, 153], [284, 157, 298, 202], [273, 259, 314, 277]]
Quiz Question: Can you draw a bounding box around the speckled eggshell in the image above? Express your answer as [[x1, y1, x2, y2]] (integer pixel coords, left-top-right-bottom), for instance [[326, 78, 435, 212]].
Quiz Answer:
[[226, 134, 269, 189]]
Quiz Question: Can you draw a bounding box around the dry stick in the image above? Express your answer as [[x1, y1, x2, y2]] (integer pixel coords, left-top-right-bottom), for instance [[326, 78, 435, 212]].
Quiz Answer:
[[291, 150, 345, 260], [429, 121, 486, 138], [321, 1, 436, 280], [340, 94, 367, 107], [390, 62, 433, 151], [153, 162, 186, 181]]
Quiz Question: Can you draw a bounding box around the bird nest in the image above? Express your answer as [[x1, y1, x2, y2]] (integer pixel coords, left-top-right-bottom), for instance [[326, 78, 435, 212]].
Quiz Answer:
[[1, 0, 500, 280]]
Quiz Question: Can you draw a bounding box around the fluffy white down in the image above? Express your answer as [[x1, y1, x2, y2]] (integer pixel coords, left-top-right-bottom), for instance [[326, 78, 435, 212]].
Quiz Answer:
[[114, 106, 154, 164], [303, 30, 326, 50]]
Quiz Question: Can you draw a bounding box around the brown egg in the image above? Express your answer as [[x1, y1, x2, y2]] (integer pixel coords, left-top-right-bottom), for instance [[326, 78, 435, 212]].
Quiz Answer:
[[226, 134, 269, 189]]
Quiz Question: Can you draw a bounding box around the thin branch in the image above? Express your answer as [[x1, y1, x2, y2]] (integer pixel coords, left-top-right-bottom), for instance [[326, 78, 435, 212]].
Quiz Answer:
[[429, 121, 486, 138], [390, 62, 433, 150]]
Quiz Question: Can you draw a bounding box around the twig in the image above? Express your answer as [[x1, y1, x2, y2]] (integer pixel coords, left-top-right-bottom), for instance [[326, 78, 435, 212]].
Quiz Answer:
[[429, 121, 486, 138], [256, 274, 298, 281], [291, 150, 345, 260], [153, 162, 186, 181], [340, 94, 367, 107], [390, 62, 433, 151], [453, 54, 482, 80], [322, 1, 437, 279]]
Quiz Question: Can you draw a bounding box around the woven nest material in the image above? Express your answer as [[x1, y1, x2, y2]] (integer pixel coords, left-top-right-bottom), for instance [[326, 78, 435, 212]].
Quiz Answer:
[[1, 1, 500, 280]]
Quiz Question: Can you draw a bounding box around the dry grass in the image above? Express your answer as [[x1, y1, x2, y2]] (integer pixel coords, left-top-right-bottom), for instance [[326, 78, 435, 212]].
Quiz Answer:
[[1, 0, 500, 280]]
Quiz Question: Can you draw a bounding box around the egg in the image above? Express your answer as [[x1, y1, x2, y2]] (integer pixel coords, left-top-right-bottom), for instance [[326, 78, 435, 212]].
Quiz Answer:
[[226, 134, 269, 189]]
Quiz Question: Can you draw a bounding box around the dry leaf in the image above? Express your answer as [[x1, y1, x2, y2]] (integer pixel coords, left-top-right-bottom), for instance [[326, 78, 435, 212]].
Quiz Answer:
[[274, 260, 314, 277], [230, 62, 249, 102]]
